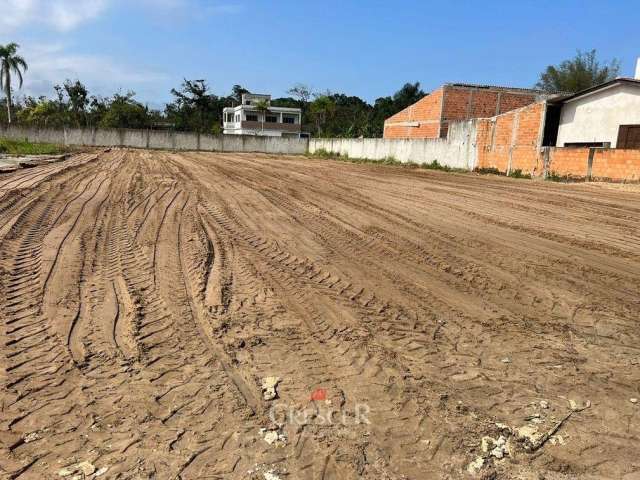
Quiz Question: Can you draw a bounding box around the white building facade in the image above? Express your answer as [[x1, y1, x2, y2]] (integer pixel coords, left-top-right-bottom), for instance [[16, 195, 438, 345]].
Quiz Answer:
[[223, 93, 303, 137], [555, 76, 640, 148]]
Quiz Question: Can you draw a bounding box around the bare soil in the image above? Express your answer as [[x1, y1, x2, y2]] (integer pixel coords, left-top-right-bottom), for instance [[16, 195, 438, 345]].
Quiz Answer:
[[1, 149, 639, 479]]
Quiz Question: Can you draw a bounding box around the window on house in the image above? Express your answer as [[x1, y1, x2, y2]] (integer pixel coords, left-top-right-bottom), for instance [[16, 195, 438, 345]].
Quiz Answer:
[[282, 115, 297, 124], [245, 100, 252, 105], [226, 113, 234, 122], [564, 142, 610, 148], [246, 114, 258, 122], [235, 115, 240, 122], [266, 115, 278, 123]]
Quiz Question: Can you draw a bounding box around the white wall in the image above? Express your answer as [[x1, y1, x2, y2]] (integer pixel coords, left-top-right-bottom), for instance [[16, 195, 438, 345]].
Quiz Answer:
[[309, 120, 477, 170], [556, 84, 640, 147]]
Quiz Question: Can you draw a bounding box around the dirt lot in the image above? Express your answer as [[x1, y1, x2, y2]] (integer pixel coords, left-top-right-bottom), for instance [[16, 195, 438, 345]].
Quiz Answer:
[[0, 149, 639, 479]]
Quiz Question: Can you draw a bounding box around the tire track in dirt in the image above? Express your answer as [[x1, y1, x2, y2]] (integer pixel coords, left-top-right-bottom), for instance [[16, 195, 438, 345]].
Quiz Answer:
[[2, 149, 639, 479]]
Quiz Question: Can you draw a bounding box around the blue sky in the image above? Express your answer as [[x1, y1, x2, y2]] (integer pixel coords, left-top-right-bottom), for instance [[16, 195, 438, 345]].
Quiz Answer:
[[1, 0, 638, 107]]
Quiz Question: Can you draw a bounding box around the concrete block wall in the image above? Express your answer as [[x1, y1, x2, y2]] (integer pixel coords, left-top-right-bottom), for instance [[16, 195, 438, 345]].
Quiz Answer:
[[546, 148, 590, 177], [310, 120, 478, 170], [476, 101, 546, 175], [383, 88, 444, 139], [0, 125, 308, 155], [545, 148, 640, 181], [384, 85, 540, 140], [591, 149, 640, 180]]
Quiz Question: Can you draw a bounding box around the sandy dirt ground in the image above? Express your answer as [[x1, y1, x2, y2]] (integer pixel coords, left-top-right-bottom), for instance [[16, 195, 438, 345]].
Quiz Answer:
[[0, 149, 639, 480]]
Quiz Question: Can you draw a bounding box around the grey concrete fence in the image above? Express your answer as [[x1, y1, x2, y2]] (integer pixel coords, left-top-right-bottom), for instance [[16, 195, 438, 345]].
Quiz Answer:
[[309, 120, 478, 170], [0, 125, 309, 155], [2, 121, 478, 170], [309, 121, 477, 170]]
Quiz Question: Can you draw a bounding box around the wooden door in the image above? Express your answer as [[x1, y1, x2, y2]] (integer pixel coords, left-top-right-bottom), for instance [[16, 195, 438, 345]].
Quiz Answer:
[[617, 125, 640, 148]]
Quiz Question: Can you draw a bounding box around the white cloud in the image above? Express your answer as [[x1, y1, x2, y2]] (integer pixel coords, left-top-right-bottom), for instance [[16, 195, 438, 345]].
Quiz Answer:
[[136, 0, 244, 22], [0, 0, 243, 32], [18, 43, 168, 101], [0, 0, 111, 32]]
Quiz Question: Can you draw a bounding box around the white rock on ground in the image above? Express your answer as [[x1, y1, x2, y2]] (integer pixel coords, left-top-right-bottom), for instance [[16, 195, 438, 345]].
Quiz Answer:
[[259, 427, 287, 446], [57, 461, 95, 477], [263, 470, 281, 480], [261, 376, 281, 401], [467, 456, 485, 475]]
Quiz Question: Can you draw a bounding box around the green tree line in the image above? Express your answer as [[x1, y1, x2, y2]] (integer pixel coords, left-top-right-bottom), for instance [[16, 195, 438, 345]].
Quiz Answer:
[[0, 77, 426, 138], [1, 43, 621, 138]]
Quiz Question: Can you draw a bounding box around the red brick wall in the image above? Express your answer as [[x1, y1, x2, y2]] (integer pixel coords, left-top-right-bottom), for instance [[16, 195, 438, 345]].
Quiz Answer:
[[440, 87, 538, 138], [476, 101, 545, 174], [383, 88, 444, 139], [498, 92, 539, 115], [547, 148, 589, 177], [383, 122, 440, 139], [591, 149, 640, 181]]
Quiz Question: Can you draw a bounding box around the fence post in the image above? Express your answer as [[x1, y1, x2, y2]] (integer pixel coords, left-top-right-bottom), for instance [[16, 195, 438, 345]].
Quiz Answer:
[[587, 148, 596, 181]]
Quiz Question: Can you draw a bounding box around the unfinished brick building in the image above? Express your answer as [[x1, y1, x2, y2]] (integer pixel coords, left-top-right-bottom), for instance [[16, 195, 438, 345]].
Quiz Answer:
[[383, 83, 548, 139]]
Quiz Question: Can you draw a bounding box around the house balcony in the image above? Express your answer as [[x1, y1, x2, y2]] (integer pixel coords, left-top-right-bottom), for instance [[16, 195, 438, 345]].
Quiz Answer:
[[223, 121, 301, 133]]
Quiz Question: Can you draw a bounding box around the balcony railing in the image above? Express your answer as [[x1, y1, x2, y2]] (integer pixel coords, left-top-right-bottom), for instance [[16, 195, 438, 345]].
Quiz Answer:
[[224, 121, 301, 132]]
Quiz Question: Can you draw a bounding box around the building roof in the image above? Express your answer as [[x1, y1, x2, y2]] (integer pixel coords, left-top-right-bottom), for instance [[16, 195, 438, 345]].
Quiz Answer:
[[445, 82, 546, 94], [548, 77, 640, 104]]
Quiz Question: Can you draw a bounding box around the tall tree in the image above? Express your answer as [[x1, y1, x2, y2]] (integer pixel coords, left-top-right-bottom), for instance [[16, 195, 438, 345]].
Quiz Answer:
[[0, 42, 28, 124], [287, 84, 312, 106], [99, 92, 150, 129], [231, 84, 250, 104], [166, 79, 223, 132], [287, 83, 312, 121], [310, 95, 336, 136], [536, 50, 620, 93], [391, 82, 425, 110], [62, 79, 89, 127]]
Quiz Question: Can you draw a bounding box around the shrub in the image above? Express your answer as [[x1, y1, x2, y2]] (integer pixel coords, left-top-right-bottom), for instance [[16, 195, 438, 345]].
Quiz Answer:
[[474, 167, 503, 175], [508, 169, 532, 179], [0, 138, 68, 155]]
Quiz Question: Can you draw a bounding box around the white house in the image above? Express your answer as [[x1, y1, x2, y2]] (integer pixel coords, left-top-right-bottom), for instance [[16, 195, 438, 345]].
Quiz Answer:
[[554, 60, 640, 148], [223, 93, 303, 137]]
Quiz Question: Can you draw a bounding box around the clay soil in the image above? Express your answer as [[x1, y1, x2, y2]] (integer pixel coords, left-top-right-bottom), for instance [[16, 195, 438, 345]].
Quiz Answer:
[[1, 149, 639, 479]]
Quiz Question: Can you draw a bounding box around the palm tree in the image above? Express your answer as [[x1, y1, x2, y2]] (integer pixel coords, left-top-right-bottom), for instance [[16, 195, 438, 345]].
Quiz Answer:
[[254, 99, 270, 134], [0, 43, 28, 124]]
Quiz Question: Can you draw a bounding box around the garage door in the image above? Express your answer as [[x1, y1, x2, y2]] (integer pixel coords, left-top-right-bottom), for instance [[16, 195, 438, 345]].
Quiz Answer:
[[617, 125, 640, 148]]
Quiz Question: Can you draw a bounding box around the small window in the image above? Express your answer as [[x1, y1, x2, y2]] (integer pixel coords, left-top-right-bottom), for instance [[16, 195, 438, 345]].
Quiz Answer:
[[226, 113, 234, 122], [245, 100, 252, 105], [246, 114, 258, 122], [564, 142, 610, 148], [266, 115, 278, 123], [282, 115, 297, 124]]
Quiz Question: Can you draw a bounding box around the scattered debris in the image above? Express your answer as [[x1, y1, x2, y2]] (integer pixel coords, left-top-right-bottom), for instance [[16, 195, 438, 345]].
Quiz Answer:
[[631, 398, 638, 404], [481, 435, 509, 459], [57, 461, 96, 477], [501, 357, 511, 364], [467, 456, 485, 475], [549, 435, 566, 446], [94, 467, 109, 477], [263, 470, 281, 480], [567, 398, 590, 411], [539, 400, 549, 409], [23, 432, 40, 443], [259, 427, 287, 446], [260, 376, 281, 401]]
